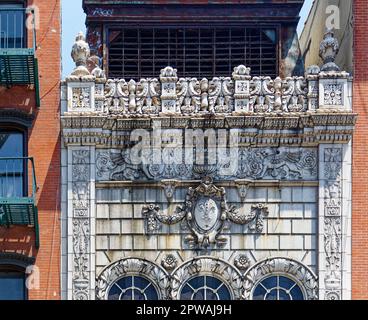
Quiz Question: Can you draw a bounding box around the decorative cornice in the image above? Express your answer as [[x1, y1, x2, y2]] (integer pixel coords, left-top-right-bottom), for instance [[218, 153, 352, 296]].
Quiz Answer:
[[61, 113, 357, 147]]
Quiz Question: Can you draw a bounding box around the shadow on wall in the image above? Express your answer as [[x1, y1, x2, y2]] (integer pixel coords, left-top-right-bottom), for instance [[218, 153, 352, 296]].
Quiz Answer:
[[0, 226, 35, 257]]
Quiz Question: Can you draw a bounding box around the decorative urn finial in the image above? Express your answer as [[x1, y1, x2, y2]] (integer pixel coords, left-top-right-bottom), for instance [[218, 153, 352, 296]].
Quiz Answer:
[[71, 32, 91, 76], [319, 29, 340, 72]]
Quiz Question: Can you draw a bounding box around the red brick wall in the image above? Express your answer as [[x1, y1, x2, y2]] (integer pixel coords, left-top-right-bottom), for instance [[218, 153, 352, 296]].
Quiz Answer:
[[0, 0, 61, 300], [352, 0, 368, 300]]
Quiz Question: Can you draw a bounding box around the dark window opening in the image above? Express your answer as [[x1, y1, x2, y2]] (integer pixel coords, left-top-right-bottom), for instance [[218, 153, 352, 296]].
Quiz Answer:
[[0, 269, 26, 300], [0, 129, 26, 197], [0, 3, 25, 49], [108, 27, 278, 80]]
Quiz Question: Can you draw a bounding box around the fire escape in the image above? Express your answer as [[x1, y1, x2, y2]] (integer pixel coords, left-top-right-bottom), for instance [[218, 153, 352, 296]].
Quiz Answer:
[[0, 7, 40, 106]]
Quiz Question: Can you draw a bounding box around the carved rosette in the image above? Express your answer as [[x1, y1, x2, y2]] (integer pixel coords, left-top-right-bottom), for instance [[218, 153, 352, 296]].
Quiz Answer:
[[96, 258, 170, 300], [171, 257, 243, 300], [234, 254, 251, 272], [243, 257, 318, 300], [71, 149, 92, 300], [161, 254, 178, 271], [321, 147, 343, 300]]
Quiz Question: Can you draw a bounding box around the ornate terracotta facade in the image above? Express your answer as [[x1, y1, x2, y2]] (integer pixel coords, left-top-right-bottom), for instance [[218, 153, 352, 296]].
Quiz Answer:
[[60, 26, 356, 300]]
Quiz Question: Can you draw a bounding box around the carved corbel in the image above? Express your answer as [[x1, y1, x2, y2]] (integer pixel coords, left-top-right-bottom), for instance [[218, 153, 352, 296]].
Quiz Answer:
[[160, 180, 179, 201], [234, 179, 252, 202]]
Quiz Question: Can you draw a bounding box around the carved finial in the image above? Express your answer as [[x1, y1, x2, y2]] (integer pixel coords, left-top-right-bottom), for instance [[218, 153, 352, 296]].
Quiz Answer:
[[232, 65, 251, 80], [160, 66, 178, 82], [319, 29, 340, 72], [71, 32, 91, 76]]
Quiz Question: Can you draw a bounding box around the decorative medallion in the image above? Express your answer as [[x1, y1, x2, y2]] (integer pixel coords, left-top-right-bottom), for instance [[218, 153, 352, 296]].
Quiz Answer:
[[142, 177, 269, 250]]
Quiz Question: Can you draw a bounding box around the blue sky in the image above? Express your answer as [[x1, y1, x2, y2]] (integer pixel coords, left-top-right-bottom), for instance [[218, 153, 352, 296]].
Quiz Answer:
[[61, 0, 314, 78]]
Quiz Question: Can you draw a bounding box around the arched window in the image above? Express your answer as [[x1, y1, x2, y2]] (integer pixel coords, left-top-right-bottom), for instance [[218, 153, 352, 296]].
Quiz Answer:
[[252, 275, 304, 301], [243, 257, 318, 300], [180, 276, 231, 301], [0, 253, 34, 300], [108, 276, 159, 301]]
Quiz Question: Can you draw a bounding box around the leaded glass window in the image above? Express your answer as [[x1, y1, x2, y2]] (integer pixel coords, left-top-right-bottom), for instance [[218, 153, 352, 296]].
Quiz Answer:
[[253, 275, 304, 301], [108, 276, 159, 300], [180, 276, 231, 300]]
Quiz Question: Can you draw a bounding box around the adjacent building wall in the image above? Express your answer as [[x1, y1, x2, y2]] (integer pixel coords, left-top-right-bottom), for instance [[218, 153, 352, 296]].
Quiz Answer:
[[0, 0, 61, 300], [352, 0, 368, 300], [299, 0, 353, 74]]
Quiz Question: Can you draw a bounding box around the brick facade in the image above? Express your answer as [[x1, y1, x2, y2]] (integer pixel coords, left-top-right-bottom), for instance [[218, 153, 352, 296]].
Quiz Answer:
[[352, 0, 368, 300], [0, 0, 61, 300]]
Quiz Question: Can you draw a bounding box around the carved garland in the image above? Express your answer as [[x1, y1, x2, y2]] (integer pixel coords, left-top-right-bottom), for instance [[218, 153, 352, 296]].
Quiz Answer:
[[243, 257, 319, 300], [96, 258, 170, 300]]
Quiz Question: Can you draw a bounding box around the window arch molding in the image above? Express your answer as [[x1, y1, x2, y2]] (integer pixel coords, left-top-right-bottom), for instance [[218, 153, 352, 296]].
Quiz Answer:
[[243, 257, 318, 300], [0, 253, 35, 301], [0, 252, 35, 271], [170, 256, 243, 300], [95, 257, 170, 300], [0, 109, 34, 129]]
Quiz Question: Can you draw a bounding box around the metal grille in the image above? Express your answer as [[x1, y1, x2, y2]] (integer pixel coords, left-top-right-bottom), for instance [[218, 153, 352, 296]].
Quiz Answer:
[[108, 27, 278, 80]]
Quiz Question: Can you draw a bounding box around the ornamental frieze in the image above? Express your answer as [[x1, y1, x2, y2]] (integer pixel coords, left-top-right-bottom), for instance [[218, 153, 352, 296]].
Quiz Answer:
[[96, 147, 318, 182]]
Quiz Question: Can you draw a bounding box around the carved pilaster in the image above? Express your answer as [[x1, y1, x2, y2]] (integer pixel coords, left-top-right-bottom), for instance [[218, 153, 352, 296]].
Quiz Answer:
[[319, 145, 343, 300], [68, 147, 95, 300]]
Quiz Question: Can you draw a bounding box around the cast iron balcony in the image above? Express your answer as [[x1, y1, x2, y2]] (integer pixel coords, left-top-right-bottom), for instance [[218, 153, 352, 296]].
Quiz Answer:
[[0, 157, 39, 248], [0, 8, 40, 107]]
